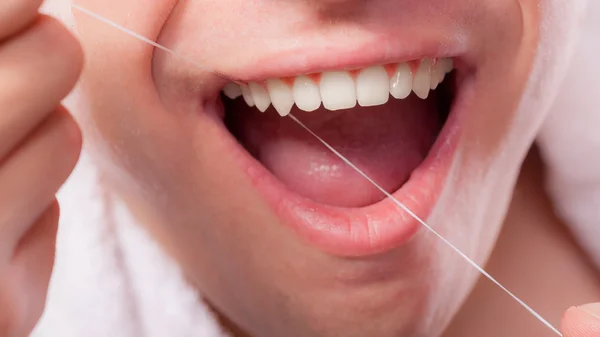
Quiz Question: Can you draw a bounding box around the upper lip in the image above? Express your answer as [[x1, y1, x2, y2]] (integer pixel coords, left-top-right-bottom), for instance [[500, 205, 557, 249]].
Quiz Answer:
[[221, 32, 467, 83]]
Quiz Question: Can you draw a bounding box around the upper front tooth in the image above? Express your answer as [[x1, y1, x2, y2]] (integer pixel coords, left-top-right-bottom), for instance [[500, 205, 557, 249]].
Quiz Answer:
[[241, 84, 255, 107], [413, 58, 432, 99], [356, 66, 390, 107], [223, 83, 242, 99], [249, 82, 271, 112], [266, 79, 294, 117], [227, 57, 454, 115], [320, 71, 356, 111], [389, 63, 412, 99], [293, 76, 321, 112]]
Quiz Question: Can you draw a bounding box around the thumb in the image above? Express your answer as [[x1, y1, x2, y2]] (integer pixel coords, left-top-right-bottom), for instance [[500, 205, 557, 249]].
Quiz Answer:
[[562, 304, 600, 337]]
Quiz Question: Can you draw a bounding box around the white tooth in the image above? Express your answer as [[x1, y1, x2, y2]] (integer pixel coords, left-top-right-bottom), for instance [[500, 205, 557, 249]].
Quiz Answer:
[[319, 71, 356, 111], [266, 79, 294, 117], [223, 83, 242, 99], [440, 58, 454, 73], [241, 85, 255, 107], [430, 76, 441, 90], [293, 76, 321, 112], [249, 82, 271, 112], [430, 63, 445, 90], [438, 73, 447, 86], [413, 58, 432, 99], [389, 63, 412, 99], [356, 66, 389, 107]]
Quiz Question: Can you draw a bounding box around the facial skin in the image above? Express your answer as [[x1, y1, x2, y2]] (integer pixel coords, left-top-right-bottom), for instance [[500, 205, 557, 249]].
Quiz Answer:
[[71, 1, 541, 336]]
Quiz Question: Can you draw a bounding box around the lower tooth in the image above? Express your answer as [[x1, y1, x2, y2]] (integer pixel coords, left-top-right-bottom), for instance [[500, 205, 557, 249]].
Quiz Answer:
[[249, 82, 271, 112]]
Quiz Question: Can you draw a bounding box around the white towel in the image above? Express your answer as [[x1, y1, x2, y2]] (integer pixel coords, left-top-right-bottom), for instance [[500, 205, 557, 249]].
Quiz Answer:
[[537, 0, 600, 268], [32, 0, 596, 336]]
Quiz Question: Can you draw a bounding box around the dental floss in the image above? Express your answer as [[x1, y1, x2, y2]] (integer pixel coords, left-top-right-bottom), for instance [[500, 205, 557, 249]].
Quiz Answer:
[[69, 4, 563, 336]]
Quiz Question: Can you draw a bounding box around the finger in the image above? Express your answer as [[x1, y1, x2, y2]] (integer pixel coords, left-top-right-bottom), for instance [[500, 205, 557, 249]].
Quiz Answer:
[[3, 202, 59, 337], [0, 107, 81, 257], [0, 0, 44, 40], [561, 305, 600, 337], [0, 15, 83, 159]]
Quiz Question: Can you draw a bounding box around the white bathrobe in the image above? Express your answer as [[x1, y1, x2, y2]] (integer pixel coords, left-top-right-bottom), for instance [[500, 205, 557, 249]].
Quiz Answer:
[[32, 1, 598, 336]]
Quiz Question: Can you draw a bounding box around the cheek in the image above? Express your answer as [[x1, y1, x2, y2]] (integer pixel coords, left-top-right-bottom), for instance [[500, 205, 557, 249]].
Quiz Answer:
[[73, 0, 187, 189], [72, 0, 179, 144], [456, 0, 540, 180]]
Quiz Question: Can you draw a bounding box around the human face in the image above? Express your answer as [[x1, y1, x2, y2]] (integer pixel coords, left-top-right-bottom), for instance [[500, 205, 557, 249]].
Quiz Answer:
[[72, 1, 542, 336]]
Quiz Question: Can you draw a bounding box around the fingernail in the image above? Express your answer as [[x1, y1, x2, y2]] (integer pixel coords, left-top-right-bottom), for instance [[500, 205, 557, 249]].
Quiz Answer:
[[578, 303, 600, 321]]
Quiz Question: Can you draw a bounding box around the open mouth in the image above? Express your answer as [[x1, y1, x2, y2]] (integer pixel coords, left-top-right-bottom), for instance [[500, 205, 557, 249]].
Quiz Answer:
[[214, 57, 464, 257]]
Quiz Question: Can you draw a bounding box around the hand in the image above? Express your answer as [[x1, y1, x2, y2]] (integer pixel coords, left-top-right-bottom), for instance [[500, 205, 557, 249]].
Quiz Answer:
[[0, 0, 83, 336], [562, 304, 600, 337]]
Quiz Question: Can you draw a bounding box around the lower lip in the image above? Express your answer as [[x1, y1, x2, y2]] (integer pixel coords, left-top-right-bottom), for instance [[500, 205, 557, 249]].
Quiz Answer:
[[210, 75, 469, 258]]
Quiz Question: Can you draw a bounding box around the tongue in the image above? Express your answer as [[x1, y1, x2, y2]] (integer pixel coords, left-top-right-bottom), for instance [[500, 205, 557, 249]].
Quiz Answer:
[[226, 95, 442, 208]]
